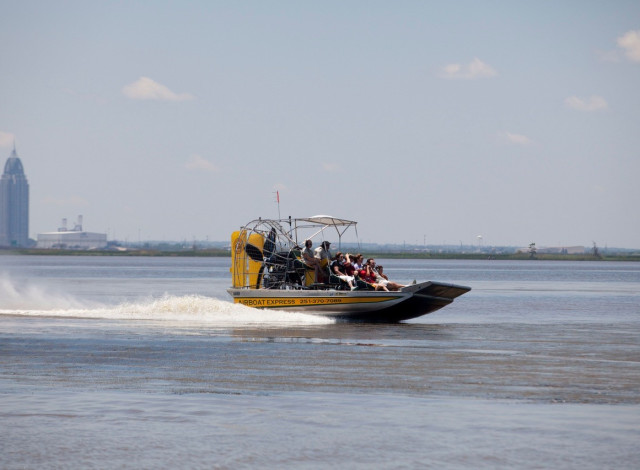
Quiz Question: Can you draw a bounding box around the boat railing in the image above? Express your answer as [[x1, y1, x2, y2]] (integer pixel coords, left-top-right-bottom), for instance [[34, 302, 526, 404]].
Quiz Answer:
[[231, 217, 361, 290]]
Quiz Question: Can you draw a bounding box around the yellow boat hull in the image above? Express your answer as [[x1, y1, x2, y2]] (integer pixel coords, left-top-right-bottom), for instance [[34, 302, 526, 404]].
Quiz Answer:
[[227, 281, 470, 322]]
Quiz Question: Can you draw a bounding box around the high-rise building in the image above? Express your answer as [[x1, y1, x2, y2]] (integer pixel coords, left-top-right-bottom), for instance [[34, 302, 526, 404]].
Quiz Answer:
[[0, 144, 30, 247]]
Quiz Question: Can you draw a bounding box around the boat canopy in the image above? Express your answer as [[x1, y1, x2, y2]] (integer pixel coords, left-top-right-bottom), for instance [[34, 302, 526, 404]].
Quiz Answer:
[[292, 215, 358, 247], [237, 215, 359, 251], [297, 215, 357, 227]]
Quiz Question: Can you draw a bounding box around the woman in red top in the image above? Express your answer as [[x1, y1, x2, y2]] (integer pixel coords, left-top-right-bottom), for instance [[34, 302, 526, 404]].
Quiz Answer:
[[359, 258, 389, 291]]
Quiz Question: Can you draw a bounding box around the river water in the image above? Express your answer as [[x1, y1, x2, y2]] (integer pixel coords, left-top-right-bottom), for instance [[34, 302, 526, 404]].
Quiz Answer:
[[1, 255, 639, 468]]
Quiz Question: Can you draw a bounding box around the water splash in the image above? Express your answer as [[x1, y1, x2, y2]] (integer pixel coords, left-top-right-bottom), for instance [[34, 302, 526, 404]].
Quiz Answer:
[[0, 273, 92, 310], [108, 294, 333, 324], [0, 274, 332, 325]]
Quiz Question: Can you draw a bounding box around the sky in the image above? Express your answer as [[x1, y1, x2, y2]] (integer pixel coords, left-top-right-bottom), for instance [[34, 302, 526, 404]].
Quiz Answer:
[[1, 1, 639, 248]]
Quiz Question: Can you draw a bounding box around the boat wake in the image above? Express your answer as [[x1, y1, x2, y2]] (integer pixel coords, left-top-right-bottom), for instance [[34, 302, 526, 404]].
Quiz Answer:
[[1, 294, 334, 325], [0, 276, 332, 325], [0, 274, 92, 311]]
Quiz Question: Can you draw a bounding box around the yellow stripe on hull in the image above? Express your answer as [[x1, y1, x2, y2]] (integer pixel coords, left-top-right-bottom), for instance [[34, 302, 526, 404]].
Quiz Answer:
[[233, 295, 398, 309]]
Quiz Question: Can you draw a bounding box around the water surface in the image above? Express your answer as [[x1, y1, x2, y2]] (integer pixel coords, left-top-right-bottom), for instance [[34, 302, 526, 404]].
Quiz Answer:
[[1, 256, 639, 468]]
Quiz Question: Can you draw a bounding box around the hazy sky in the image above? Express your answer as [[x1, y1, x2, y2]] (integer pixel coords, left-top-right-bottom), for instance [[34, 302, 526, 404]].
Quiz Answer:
[[1, 1, 639, 247]]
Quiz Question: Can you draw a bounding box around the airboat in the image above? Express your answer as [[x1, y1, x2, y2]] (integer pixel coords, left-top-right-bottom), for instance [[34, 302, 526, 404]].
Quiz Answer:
[[228, 216, 470, 322]]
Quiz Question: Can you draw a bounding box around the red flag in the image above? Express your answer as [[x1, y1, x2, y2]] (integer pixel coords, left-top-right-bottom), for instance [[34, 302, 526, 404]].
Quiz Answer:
[[277, 191, 280, 203]]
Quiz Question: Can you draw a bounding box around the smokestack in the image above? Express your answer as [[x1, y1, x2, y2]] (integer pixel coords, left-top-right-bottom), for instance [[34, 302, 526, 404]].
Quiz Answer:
[[72, 215, 83, 232]]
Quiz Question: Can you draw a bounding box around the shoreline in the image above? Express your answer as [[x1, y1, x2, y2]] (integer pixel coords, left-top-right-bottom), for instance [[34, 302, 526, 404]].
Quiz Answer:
[[2, 248, 639, 261]]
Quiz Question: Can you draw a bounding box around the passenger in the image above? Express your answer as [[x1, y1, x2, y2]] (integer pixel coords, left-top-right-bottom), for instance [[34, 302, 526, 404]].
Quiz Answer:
[[351, 254, 364, 271], [314, 241, 331, 265], [375, 265, 405, 291], [344, 253, 370, 290], [330, 252, 356, 290], [359, 258, 389, 291], [301, 239, 322, 282], [343, 253, 358, 277], [314, 241, 331, 282]]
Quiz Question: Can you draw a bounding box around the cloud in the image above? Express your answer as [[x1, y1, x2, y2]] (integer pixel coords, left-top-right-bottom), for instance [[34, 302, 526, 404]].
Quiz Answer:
[[122, 77, 194, 101], [564, 95, 608, 112], [440, 58, 498, 79], [185, 154, 218, 172], [617, 30, 640, 62], [501, 132, 532, 145], [0, 131, 15, 147], [41, 195, 90, 207]]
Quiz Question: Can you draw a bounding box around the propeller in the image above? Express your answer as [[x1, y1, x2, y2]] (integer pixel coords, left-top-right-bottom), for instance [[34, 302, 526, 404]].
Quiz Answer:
[[245, 228, 277, 288], [263, 228, 276, 259]]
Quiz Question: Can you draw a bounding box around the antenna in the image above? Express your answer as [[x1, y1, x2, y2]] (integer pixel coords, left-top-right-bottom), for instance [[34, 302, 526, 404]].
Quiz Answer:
[[273, 190, 281, 220]]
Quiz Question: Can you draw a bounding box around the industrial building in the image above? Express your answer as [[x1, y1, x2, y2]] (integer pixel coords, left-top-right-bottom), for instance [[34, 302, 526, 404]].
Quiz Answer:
[[37, 216, 107, 250]]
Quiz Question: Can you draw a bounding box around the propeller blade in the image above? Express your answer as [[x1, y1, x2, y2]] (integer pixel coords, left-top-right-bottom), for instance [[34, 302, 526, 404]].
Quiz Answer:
[[245, 243, 263, 263]]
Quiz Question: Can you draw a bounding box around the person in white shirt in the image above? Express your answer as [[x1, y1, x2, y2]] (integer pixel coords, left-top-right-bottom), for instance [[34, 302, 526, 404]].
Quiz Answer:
[[313, 241, 332, 283]]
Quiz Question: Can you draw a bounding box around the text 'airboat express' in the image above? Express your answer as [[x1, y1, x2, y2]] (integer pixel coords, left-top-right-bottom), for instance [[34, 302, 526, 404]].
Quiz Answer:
[[228, 216, 470, 322]]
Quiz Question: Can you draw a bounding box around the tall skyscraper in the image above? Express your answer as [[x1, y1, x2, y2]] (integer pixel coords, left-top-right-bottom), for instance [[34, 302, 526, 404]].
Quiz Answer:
[[0, 144, 30, 247]]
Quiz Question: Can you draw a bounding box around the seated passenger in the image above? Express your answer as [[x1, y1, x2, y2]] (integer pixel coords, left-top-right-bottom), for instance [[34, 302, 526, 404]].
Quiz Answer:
[[342, 253, 371, 290], [375, 265, 405, 291], [351, 254, 364, 271], [301, 239, 322, 282], [359, 258, 389, 291], [330, 252, 356, 290], [343, 253, 358, 277]]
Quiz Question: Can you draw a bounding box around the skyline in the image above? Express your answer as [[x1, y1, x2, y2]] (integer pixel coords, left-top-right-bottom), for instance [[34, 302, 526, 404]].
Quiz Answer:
[[1, 2, 639, 248]]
